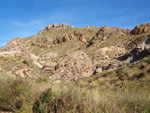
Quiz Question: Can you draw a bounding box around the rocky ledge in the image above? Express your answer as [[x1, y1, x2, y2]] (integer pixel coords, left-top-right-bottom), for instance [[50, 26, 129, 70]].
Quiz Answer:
[[38, 23, 73, 35]]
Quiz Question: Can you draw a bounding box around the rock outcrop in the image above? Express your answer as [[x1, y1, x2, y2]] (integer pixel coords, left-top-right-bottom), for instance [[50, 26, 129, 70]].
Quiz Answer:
[[92, 46, 126, 70], [42, 51, 93, 81], [95, 26, 130, 40], [92, 46, 126, 63], [1, 22, 150, 82], [130, 23, 150, 35], [31, 36, 53, 48], [32, 30, 86, 48], [0, 37, 31, 58], [53, 31, 86, 46], [38, 23, 73, 35], [119, 35, 150, 63], [125, 33, 150, 50], [87, 26, 131, 47], [39, 52, 58, 65]]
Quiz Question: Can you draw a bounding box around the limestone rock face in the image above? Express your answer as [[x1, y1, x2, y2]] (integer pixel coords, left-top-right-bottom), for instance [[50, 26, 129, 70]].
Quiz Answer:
[[130, 23, 150, 35]]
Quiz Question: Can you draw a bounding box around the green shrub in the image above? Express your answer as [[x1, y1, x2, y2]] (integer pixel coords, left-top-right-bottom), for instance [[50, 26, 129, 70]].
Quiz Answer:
[[40, 88, 53, 103], [33, 88, 53, 113], [0, 77, 32, 112], [33, 86, 102, 113], [22, 60, 29, 66]]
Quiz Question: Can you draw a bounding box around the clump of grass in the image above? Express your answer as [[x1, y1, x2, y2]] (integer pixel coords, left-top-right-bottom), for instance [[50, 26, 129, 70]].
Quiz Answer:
[[78, 79, 89, 87], [36, 77, 48, 83], [143, 57, 150, 63], [0, 56, 150, 113], [0, 77, 33, 112], [33, 85, 104, 113], [32, 80, 150, 113], [1, 75, 150, 113]]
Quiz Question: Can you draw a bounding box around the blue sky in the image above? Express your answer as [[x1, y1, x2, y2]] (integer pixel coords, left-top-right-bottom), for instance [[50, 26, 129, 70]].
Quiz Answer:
[[0, 0, 150, 47]]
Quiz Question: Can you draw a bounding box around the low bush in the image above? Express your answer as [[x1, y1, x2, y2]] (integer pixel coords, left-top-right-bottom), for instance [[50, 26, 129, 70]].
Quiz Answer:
[[0, 77, 33, 112], [33, 86, 103, 113], [22, 60, 29, 66]]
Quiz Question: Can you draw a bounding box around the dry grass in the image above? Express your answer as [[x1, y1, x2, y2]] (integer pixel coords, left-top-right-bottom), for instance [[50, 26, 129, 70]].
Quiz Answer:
[[0, 71, 150, 113]]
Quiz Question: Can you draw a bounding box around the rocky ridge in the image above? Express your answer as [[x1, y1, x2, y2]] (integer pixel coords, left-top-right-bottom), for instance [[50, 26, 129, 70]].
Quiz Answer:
[[38, 23, 73, 35], [0, 37, 31, 58], [0, 23, 150, 82], [130, 23, 150, 35], [31, 30, 86, 48]]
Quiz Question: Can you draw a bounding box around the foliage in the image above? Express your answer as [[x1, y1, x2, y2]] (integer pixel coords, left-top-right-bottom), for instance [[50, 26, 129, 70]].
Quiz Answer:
[[0, 55, 150, 112], [22, 60, 29, 66], [0, 77, 33, 112]]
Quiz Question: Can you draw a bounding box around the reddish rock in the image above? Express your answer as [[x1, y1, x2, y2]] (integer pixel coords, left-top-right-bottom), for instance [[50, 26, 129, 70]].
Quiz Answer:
[[130, 23, 150, 35], [53, 31, 86, 46], [43, 51, 93, 81], [96, 26, 130, 40]]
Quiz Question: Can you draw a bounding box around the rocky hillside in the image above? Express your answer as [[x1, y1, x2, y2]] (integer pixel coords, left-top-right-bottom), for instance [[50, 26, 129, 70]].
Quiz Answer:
[[0, 23, 150, 83]]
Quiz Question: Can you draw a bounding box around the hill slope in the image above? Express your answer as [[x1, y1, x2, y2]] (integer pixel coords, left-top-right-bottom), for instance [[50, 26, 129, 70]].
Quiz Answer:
[[0, 23, 150, 113], [0, 23, 150, 82]]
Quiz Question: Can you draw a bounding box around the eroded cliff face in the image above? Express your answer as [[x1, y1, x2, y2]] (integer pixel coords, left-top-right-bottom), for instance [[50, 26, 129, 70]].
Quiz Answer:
[[1, 23, 150, 83]]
